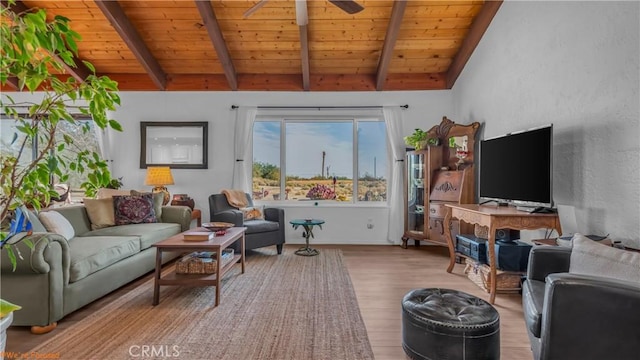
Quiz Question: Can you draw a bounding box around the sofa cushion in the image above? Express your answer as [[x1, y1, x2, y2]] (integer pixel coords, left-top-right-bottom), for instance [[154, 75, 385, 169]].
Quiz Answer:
[[39, 211, 75, 240], [244, 219, 279, 234], [83, 198, 116, 230], [130, 190, 164, 220], [522, 279, 546, 338], [113, 194, 158, 225], [68, 236, 140, 282], [569, 233, 640, 285], [82, 222, 181, 250]]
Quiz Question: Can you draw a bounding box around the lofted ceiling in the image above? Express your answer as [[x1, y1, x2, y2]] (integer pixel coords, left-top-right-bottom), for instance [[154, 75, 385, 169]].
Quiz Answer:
[[3, 0, 502, 91]]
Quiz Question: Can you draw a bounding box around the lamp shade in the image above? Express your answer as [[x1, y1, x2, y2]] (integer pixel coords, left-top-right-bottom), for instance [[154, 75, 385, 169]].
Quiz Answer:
[[145, 167, 174, 186]]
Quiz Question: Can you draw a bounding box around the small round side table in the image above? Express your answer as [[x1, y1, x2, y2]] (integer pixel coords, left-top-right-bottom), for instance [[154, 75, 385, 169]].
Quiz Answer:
[[290, 219, 325, 256]]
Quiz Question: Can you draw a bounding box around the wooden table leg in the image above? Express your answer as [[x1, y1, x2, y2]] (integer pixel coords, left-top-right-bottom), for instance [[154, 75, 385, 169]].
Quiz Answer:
[[153, 248, 162, 306], [240, 233, 246, 274], [445, 208, 456, 273], [487, 226, 497, 304], [215, 250, 222, 307]]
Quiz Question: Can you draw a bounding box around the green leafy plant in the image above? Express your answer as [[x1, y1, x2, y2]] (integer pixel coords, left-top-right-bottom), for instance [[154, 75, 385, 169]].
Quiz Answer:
[[0, 1, 122, 269], [81, 169, 123, 198], [403, 128, 428, 149], [426, 137, 440, 146], [403, 129, 440, 149]]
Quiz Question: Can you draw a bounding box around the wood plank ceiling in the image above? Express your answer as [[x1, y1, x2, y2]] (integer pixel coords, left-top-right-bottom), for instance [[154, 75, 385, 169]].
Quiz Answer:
[[4, 0, 502, 91]]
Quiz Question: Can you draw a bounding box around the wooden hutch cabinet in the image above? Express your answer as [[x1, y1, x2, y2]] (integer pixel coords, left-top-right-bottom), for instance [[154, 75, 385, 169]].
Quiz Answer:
[[402, 117, 480, 248]]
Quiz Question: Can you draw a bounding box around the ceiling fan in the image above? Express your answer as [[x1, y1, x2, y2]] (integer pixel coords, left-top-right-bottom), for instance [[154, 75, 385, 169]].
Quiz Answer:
[[243, 0, 364, 22]]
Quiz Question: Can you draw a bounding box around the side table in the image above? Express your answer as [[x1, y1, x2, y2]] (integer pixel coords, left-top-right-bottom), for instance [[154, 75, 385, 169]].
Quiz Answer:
[[290, 219, 325, 256], [191, 208, 202, 227]]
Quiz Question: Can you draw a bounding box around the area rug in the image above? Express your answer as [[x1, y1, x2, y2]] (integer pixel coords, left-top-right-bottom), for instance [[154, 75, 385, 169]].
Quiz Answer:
[[28, 249, 374, 360]]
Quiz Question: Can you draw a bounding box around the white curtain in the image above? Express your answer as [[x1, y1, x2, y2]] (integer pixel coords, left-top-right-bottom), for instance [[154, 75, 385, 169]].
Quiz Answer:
[[383, 107, 405, 244], [231, 107, 257, 192]]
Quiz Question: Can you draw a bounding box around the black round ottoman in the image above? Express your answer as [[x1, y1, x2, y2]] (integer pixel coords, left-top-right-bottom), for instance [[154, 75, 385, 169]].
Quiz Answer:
[[402, 288, 500, 360]]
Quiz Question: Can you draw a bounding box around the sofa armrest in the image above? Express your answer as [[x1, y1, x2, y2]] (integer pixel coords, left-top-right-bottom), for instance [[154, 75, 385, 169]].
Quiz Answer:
[[212, 210, 244, 227], [526, 246, 571, 281], [539, 273, 640, 360], [1, 233, 70, 283], [161, 206, 192, 232]]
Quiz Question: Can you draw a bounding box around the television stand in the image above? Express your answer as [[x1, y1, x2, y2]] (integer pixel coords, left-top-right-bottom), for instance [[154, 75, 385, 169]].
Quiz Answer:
[[443, 204, 561, 304]]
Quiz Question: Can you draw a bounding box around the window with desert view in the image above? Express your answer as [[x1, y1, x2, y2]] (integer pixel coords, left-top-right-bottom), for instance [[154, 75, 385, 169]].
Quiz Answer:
[[252, 117, 387, 203]]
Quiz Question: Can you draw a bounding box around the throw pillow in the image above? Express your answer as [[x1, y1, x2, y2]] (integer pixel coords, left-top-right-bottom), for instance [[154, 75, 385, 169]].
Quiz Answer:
[[240, 206, 264, 221], [113, 193, 158, 225], [25, 208, 47, 233], [569, 233, 640, 285], [84, 198, 116, 230], [130, 190, 164, 220], [38, 211, 75, 240]]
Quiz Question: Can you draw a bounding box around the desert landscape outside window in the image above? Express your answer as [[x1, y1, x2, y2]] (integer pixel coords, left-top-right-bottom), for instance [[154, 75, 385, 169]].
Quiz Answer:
[[252, 117, 387, 203]]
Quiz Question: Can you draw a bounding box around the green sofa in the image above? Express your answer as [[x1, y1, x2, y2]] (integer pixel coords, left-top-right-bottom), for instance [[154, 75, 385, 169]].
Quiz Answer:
[[0, 205, 191, 333]]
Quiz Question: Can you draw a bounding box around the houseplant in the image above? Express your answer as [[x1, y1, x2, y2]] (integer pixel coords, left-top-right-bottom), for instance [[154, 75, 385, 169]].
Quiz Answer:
[[0, 0, 122, 330], [404, 129, 439, 150]]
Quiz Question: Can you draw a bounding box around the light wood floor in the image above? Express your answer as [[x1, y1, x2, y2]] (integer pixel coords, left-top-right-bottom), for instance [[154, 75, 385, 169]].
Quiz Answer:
[[7, 244, 534, 359]]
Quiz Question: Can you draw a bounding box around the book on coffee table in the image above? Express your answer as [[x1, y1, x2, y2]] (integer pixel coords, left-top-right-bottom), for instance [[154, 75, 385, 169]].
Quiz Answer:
[[183, 231, 214, 241]]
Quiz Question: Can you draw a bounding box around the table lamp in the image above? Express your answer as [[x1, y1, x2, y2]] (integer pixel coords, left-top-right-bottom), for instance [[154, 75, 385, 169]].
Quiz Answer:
[[145, 166, 174, 205]]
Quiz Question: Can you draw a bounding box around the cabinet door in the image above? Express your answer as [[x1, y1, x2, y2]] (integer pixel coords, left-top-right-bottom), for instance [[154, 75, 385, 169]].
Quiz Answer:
[[406, 151, 425, 236]]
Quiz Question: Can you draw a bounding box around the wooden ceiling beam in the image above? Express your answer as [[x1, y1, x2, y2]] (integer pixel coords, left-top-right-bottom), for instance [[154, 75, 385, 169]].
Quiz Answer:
[[445, 0, 503, 89], [375, 0, 407, 91], [94, 0, 167, 90], [195, 0, 238, 91], [4, 1, 92, 82]]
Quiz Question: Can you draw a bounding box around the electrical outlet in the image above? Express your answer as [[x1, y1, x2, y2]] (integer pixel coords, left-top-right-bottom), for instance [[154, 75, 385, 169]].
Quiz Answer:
[[367, 219, 374, 229]]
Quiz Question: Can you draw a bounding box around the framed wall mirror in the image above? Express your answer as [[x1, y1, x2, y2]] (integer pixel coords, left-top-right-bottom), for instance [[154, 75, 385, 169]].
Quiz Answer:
[[140, 122, 208, 169]]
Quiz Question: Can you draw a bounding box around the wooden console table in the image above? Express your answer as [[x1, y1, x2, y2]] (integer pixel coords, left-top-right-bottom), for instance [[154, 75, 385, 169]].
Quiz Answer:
[[444, 204, 562, 304]]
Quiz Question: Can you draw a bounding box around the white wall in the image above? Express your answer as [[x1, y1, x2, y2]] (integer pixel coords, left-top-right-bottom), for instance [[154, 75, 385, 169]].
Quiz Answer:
[[106, 91, 454, 245], [452, 1, 640, 247]]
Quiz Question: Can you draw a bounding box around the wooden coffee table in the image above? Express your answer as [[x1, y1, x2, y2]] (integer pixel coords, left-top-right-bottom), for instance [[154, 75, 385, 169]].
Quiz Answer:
[[152, 227, 246, 306]]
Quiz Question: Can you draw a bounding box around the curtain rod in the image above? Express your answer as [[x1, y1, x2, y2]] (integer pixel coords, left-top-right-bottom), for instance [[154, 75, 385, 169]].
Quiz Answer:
[[230, 104, 408, 110]]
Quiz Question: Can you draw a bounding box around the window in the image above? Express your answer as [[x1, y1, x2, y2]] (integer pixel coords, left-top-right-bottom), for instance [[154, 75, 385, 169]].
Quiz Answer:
[[252, 116, 387, 203], [0, 117, 102, 202]]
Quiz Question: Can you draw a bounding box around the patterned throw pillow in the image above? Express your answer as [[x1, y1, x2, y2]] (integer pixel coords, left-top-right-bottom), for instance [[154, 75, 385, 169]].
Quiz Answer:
[[113, 193, 158, 225], [240, 206, 264, 221], [130, 190, 164, 220]]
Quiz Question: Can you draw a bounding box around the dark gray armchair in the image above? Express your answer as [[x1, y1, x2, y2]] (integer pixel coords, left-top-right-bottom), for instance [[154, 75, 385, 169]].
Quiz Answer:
[[208, 193, 285, 254], [522, 246, 640, 360]]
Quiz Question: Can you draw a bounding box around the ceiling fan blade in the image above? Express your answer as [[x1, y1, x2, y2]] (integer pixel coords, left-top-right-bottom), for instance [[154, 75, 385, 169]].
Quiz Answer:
[[243, 0, 270, 18], [328, 0, 364, 14]]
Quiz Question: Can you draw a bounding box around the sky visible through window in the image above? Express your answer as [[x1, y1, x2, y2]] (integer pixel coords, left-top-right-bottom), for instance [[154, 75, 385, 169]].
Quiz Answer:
[[253, 119, 387, 179]]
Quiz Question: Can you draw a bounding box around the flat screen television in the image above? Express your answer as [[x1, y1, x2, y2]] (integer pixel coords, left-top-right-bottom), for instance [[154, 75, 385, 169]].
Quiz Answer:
[[479, 124, 553, 209]]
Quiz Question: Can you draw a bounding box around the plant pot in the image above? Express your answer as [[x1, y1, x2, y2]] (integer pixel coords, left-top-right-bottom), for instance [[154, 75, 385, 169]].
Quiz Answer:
[[415, 140, 428, 150], [0, 312, 13, 357]]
